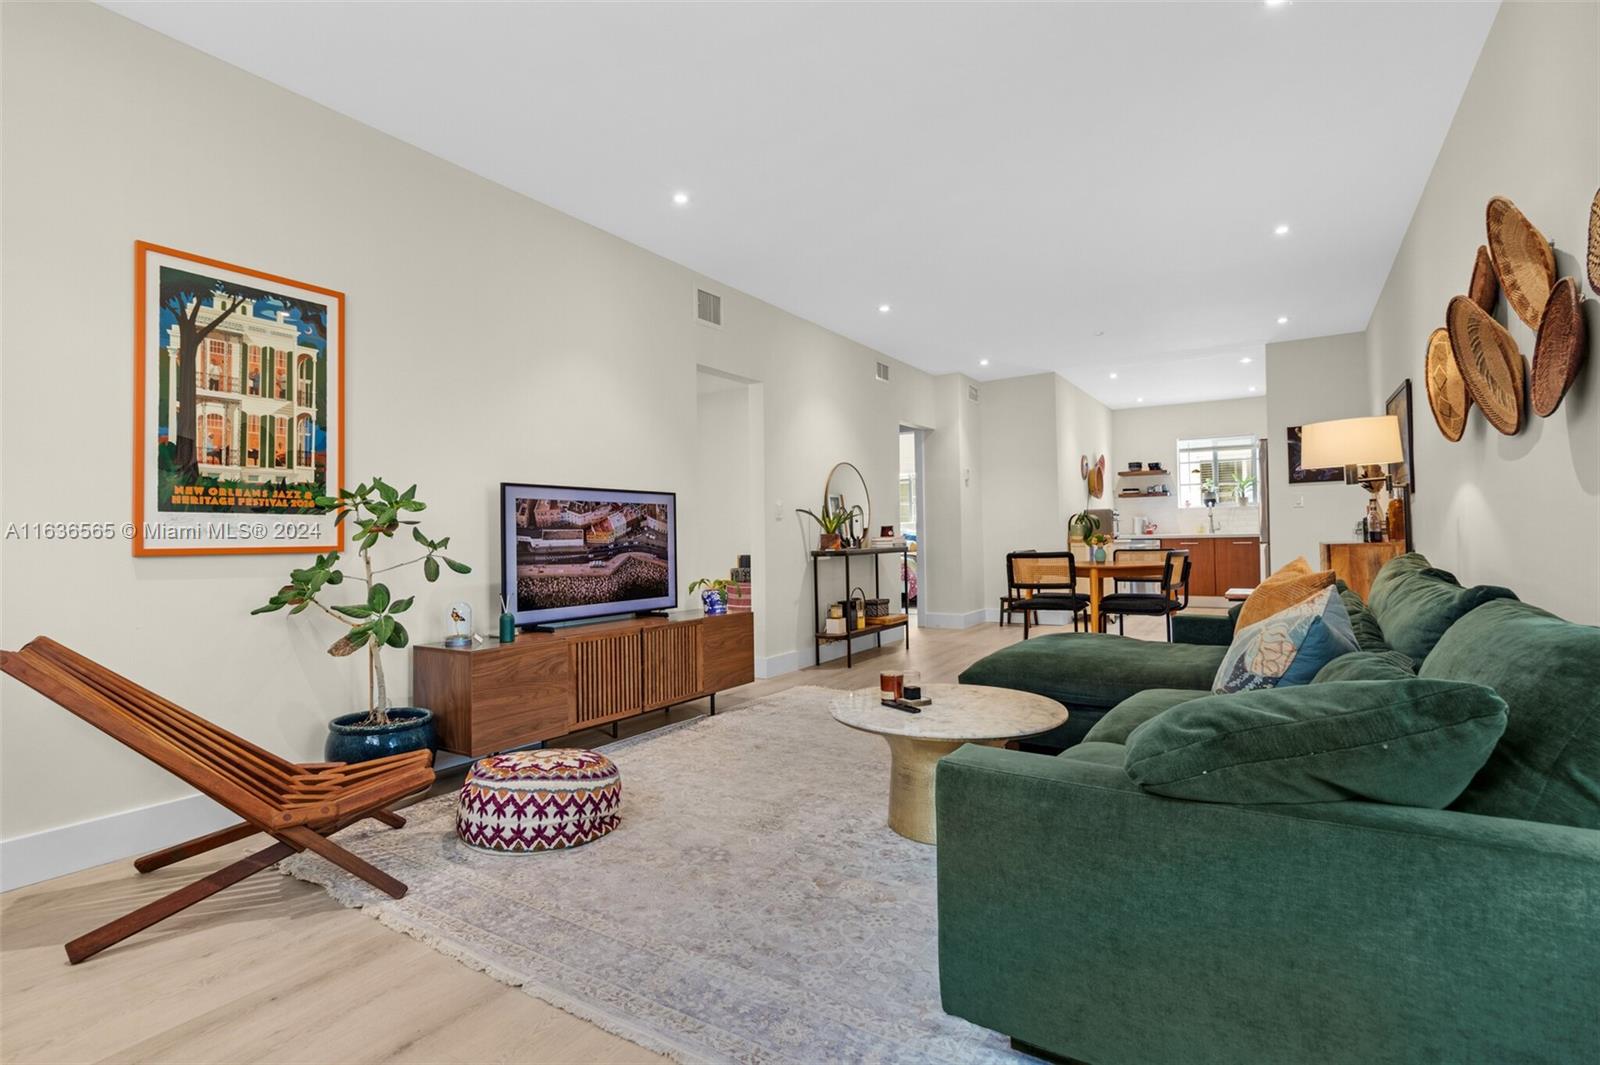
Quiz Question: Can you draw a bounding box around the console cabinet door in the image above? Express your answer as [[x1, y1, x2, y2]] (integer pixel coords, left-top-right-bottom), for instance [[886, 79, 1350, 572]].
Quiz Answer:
[[1161, 538, 1217, 597], [700, 612, 755, 694], [643, 622, 702, 708], [1214, 538, 1262, 593], [471, 640, 573, 754], [571, 632, 643, 727]]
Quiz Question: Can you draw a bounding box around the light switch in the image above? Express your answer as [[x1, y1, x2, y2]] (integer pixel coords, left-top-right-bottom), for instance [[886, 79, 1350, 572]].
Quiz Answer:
[[774, 500, 784, 522], [1294, 495, 1305, 509]]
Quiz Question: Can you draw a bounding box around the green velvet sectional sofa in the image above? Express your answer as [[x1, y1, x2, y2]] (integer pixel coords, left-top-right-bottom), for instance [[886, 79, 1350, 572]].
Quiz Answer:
[[940, 553, 1600, 1064]]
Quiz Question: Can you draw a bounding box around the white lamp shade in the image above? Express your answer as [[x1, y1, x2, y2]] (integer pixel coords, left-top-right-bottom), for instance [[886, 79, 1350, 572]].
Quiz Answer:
[[1300, 415, 1403, 469]]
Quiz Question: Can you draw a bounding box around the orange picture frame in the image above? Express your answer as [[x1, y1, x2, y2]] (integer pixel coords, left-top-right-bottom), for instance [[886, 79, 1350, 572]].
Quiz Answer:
[[133, 241, 345, 556]]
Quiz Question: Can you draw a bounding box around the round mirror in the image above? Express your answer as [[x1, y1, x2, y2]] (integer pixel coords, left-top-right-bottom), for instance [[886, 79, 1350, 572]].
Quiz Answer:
[[824, 461, 871, 543]]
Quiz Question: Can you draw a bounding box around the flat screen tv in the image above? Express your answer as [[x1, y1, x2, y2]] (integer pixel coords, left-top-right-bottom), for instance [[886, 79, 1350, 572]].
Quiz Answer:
[[500, 483, 677, 627]]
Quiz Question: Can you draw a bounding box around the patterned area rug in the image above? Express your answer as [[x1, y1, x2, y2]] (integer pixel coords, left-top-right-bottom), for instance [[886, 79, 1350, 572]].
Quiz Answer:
[[280, 685, 1028, 1065]]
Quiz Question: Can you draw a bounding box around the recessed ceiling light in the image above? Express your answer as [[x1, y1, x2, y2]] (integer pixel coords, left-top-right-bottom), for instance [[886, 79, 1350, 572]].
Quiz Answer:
[[878, 304, 892, 314], [1277, 316, 1289, 324], [1109, 372, 1118, 379], [1248, 386, 1258, 393], [1265, 0, 1290, 8], [1136, 397, 1144, 404], [979, 358, 990, 367], [1274, 223, 1290, 236], [1093, 330, 1105, 337], [672, 191, 690, 206], [1240, 356, 1253, 364]]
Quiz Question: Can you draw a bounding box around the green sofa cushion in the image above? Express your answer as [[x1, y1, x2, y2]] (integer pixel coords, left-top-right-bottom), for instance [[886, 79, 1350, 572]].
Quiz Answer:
[[1312, 649, 1416, 683], [958, 633, 1226, 712], [1337, 582, 1391, 653], [1055, 740, 1129, 770], [1082, 688, 1209, 745], [1365, 552, 1516, 663], [1421, 599, 1600, 829], [1123, 679, 1508, 806]]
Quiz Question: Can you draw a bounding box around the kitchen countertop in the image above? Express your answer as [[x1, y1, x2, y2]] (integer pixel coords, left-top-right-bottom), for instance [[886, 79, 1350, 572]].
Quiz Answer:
[[1118, 531, 1261, 540]]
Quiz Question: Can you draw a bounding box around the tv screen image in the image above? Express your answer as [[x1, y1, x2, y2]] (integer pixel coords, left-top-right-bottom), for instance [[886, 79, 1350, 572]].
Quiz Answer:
[[500, 483, 677, 626]]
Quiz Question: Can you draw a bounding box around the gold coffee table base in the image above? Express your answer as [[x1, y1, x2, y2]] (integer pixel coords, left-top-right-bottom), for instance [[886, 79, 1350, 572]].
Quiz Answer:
[[882, 734, 1005, 844]]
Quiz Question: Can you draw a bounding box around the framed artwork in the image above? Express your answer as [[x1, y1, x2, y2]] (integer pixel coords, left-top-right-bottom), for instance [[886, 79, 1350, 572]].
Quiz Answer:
[[1386, 379, 1414, 492], [1286, 425, 1345, 484], [134, 242, 344, 555]]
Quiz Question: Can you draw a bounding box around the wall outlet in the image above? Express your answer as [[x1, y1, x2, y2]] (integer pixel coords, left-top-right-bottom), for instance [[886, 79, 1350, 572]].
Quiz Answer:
[[774, 500, 784, 522]]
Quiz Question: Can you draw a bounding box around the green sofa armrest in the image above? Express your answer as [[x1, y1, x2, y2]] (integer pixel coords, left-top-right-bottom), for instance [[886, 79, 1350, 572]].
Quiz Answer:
[[935, 745, 1600, 1065], [1172, 604, 1239, 646]]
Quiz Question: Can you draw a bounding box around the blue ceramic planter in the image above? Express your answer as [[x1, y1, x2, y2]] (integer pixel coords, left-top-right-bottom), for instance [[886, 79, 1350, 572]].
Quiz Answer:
[[702, 590, 728, 615], [325, 707, 436, 764]]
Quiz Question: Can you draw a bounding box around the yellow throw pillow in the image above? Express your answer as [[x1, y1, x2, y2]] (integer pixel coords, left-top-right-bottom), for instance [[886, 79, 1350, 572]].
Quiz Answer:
[[1237, 558, 1336, 629]]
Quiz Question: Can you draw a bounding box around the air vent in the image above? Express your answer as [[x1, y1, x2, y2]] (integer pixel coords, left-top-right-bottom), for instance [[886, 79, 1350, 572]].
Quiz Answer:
[[968, 384, 980, 403], [875, 361, 890, 382], [695, 288, 722, 328]]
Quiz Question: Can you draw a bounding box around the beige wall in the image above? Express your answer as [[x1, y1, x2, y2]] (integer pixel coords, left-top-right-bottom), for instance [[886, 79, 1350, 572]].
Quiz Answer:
[[1364, 0, 1599, 623], [974, 374, 1114, 611], [0, 1, 958, 849], [1265, 334, 1375, 569], [1110, 397, 1267, 539]]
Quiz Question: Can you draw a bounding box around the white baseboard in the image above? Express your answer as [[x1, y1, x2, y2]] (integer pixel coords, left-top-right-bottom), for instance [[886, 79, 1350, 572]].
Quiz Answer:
[[757, 649, 804, 679], [917, 609, 987, 630], [1, 792, 234, 892], [982, 607, 1075, 626]]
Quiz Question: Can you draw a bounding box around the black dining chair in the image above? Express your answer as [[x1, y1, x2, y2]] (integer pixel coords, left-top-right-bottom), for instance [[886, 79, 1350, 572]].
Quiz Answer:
[[1098, 550, 1191, 641], [1006, 551, 1091, 639]]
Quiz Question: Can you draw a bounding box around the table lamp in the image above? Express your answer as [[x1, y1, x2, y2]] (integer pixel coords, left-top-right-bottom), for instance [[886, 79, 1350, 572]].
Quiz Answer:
[[1300, 415, 1403, 540]]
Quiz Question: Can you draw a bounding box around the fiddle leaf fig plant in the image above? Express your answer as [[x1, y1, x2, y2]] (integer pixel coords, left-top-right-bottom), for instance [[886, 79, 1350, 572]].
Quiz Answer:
[[251, 477, 470, 726]]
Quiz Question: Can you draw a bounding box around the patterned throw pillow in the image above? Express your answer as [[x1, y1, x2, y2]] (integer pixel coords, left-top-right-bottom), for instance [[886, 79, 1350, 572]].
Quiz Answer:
[[1236, 556, 1338, 629], [1213, 586, 1359, 694]]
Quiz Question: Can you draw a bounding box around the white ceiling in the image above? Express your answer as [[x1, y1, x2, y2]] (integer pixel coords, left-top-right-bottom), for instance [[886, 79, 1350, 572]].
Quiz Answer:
[[102, 1, 1497, 409]]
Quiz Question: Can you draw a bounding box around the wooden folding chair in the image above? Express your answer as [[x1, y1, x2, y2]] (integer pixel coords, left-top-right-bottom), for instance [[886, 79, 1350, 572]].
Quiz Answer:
[[1, 636, 435, 964]]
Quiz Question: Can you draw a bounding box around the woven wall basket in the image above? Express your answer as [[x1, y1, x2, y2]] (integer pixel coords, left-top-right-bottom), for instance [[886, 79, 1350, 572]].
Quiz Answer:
[[1424, 327, 1470, 442], [1468, 245, 1498, 312], [1447, 295, 1524, 436], [1532, 277, 1587, 417], [1588, 188, 1599, 295], [1486, 196, 1556, 330]]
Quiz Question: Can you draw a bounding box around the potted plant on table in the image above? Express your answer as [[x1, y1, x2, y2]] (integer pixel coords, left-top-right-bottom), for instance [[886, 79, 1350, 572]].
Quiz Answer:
[[1069, 509, 1101, 555], [251, 477, 471, 763], [796, 500, 863, 551], [688, 577, 736, 615]]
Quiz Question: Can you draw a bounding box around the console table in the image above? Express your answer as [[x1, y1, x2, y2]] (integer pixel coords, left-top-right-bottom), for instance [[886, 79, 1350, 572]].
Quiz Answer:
[[413, 610, 754, 756], [811, 546, 910, 667]]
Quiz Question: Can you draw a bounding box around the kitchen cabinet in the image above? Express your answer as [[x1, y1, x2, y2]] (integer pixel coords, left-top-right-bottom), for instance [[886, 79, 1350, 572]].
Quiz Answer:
[[1158, 536, 1261, 599], [1214, 537, 1263, 593], [1161, 537, 1216, 597]]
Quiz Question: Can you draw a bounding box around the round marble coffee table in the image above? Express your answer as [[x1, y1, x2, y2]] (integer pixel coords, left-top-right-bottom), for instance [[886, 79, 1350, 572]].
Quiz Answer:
[[830, 683, 1067, 844]]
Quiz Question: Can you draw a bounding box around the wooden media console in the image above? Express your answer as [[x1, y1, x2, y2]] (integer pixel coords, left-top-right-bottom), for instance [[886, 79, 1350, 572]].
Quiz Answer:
[[412, 611, 755, 756]]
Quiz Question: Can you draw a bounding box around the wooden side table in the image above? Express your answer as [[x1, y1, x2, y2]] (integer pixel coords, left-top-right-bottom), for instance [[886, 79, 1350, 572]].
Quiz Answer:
[[1320, 541, 1405, 601]]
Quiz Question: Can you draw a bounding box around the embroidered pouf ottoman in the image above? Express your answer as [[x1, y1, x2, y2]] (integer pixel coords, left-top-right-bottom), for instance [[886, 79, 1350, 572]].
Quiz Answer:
[[455, 749, 621, 852]]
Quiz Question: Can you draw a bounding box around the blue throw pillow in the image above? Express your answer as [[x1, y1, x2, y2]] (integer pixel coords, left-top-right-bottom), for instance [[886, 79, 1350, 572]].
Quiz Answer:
[[1212, 586, 1358, 694]]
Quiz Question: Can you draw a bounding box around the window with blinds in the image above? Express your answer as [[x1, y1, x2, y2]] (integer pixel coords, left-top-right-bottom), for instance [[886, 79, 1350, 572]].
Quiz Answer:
[[1177, 435, 1258, 508]]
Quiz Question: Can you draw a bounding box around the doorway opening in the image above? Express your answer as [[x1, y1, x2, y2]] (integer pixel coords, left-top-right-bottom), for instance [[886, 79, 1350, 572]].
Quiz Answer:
[[898, 427, 925, 620]]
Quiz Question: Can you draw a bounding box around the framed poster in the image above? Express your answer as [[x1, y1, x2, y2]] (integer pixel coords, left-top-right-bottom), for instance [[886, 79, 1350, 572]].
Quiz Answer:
[[1385, 379, 1414, 492], [134, 242, 344, 555], [1286, 425, 1345, 484]]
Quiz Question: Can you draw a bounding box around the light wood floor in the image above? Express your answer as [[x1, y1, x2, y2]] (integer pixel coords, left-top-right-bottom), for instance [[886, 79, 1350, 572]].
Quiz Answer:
[[0, 614, 1182, 1064]]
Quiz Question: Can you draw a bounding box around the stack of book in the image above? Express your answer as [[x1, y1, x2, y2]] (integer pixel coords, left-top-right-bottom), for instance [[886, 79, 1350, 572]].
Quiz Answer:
[[869, 536, 904, 549]]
